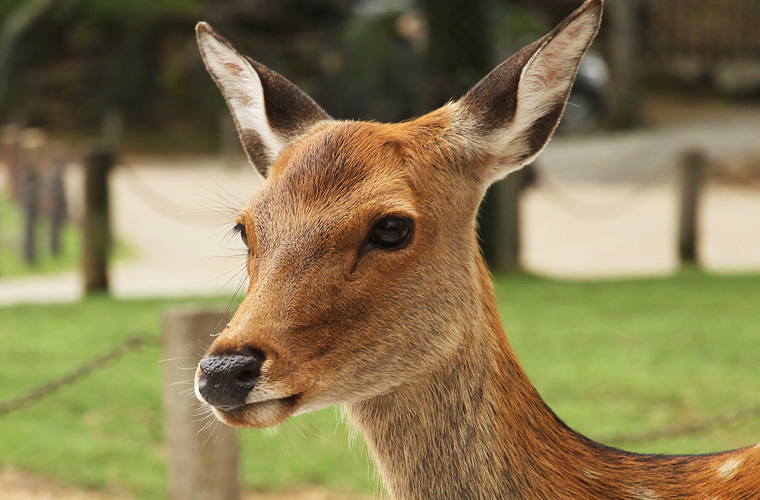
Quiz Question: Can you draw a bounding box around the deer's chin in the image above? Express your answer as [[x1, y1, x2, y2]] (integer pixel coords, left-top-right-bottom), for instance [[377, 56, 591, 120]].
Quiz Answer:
[[211, 393, 302, 428]]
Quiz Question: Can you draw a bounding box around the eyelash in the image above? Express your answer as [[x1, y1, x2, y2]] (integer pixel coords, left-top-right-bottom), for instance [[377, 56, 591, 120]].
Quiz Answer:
[[233, 223, 249, 249]]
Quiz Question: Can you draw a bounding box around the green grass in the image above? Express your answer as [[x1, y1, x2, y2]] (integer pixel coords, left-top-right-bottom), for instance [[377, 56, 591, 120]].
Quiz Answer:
[[495, 271, 760, 454], [0, 272, 759, 497]]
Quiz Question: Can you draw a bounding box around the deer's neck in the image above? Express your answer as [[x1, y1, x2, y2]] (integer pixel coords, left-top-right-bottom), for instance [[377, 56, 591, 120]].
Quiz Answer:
[[345, 261, 582, 499], [346, 307, 573, 498], [345, 260, 758, 500]]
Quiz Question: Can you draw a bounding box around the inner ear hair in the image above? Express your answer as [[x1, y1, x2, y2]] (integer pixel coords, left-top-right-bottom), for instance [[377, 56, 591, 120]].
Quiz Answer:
[[457, 0, 603, 182], [196, 22, 330, 178]]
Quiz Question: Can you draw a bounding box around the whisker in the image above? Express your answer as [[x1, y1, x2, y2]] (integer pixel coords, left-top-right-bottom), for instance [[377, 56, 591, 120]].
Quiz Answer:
[[159, 356, 198, 363]]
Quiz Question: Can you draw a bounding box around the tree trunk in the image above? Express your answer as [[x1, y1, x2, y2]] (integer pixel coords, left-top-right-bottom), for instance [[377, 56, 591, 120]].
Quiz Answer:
[[421, 0, 518, 271], [0, 0, 62, 114], [606, 0, 644, 129]]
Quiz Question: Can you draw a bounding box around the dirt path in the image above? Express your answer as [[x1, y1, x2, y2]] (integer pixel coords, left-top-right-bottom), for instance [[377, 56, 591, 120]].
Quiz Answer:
[[0, 468, 130, 500], [0, 105, 759, 305], [0, 467, 380, 500]]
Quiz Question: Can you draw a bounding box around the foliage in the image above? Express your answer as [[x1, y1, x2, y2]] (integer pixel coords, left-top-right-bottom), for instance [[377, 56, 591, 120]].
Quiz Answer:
[[0, 0, 202, 25], [325, 10, 423, 122], [0, 273, 759, 497], [1, 0, 209, 132]]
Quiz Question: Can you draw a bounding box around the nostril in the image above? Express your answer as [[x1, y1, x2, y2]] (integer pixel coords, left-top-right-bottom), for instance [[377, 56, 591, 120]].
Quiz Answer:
[[197, 350, 265, 408], [235, 368, 258, 384]]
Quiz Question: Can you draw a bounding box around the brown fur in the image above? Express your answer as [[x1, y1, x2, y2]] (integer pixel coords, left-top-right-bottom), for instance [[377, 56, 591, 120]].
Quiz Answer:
[[195, 1, 760, 498]]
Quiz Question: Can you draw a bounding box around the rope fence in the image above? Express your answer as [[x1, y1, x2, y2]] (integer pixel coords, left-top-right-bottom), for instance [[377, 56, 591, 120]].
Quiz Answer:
[[532, 165, 667, 220], [710, 161, 760, 191], [604, 404, 760, 445], [0, 324, 757, 449], [532, 159, 760, 222], [0, 333, 151, 416], [0, 114, 230, 294], [119, 161, 223, 228]]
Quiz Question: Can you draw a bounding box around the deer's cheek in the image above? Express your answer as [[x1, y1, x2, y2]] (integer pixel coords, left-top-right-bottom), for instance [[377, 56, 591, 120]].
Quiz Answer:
[[245, 257, 260, 282]]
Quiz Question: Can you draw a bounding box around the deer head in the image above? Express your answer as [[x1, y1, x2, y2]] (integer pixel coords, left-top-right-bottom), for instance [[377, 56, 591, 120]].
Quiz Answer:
[[194, 0, 603, 429]]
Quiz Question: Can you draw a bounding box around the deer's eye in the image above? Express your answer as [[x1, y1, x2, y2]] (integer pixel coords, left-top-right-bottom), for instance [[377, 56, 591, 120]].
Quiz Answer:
[[368, 216, 413, 249], [233, 223, 249, 249]]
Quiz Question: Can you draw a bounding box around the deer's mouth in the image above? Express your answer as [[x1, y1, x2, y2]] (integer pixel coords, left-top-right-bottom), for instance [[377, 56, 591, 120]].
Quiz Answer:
[[210, 392, 303, 428]]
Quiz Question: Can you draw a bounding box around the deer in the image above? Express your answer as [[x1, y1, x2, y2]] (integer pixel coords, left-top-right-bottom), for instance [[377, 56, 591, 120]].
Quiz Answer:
[[193, 1, 760, 498]]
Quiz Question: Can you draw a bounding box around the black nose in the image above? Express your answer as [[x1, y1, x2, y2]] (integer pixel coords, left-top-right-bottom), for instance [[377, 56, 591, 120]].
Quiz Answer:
[[198, 351, 264, 409]]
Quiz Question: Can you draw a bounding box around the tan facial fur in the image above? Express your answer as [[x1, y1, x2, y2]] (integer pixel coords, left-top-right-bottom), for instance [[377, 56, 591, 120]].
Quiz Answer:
[[194, 1, 760, 498]]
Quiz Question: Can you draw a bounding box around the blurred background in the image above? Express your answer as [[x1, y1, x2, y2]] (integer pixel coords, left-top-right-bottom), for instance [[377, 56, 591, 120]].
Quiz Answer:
[[1, 0, 759, 499]]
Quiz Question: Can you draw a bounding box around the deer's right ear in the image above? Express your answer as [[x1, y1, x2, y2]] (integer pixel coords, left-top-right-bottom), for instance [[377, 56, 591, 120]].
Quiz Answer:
[[452, 0, 602, 185], [196, 23, 330, 178]]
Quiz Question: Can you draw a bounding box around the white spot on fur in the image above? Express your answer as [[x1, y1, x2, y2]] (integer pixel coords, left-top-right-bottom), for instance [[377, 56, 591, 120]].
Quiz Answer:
[[629, 485, 659, 500], [582, 468, 600, 481], [717, 457, 743, 478]]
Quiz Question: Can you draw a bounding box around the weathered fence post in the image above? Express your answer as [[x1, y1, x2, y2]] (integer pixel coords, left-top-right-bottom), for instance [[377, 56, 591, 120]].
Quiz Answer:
[[19, 128, 46, 265], [480, 165, 531, 272], [163, 307, 240, 500], [82, 144, 114, 293], [678, 148, 707, 265], [1, 124, 21, 199], [606, 0, 644, 129], [20, 163, 38, 264], [102, 107, 123, 153], [48, 150, 67, 256]]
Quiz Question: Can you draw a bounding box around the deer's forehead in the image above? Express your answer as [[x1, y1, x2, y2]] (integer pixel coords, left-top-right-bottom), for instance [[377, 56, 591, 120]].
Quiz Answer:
[[247, 123, 419, 231], [274, 122, 410, 191], [259, 123, 413, 205]]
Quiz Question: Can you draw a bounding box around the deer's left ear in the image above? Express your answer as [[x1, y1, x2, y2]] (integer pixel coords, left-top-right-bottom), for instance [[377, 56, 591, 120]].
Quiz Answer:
[[196, 23, 330, 178], [454, 0, 603, 184]]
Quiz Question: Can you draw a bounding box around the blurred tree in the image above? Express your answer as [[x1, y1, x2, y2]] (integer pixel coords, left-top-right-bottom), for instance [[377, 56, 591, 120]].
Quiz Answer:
[[318, 5, 425, 122], [203, 0, 352, 113], [0, 0, 62, 116], [419, 0, 494, 109], [605, 0, 643, 129], [420, 0, 518, 270], [0, 0, 206, 136], [0, 0, 359, 148]]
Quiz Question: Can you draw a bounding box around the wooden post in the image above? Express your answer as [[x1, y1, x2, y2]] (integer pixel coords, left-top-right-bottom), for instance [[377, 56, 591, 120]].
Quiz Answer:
[[678, 149, 707, 265], [163, 307, 240, 500], [82, 144, 114, 294], [1, 124, 21, 199], [20, 164, 38, 265], [102, 107, 123, 154], [606, 0, 643, 129], [48, 155, 67, 256], [19, 128, 46, 265], [479, 165, 531, 272]]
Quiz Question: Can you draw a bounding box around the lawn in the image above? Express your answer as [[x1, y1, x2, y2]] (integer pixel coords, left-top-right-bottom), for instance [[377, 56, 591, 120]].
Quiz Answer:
[[0, 272, 759, 498]]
